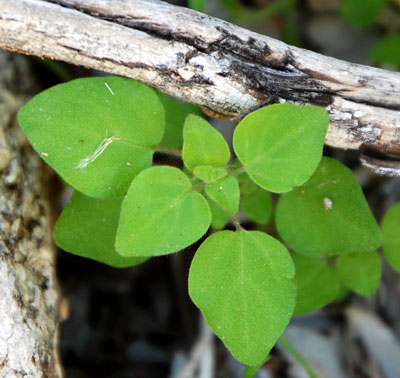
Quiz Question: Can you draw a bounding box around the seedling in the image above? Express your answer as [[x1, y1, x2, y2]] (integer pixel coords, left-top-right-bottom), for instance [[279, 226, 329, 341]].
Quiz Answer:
[[18, 76, 396, 371]]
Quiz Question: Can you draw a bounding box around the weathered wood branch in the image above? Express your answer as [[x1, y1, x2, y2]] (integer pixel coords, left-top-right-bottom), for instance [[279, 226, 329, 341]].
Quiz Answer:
[[0, 51, 63, 377], [1, 0, 400, 173]]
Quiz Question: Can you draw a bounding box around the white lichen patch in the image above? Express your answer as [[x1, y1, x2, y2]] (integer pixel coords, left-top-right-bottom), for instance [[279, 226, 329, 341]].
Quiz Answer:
[[77, 136, 119, 169], [323, 197, 333, 210]]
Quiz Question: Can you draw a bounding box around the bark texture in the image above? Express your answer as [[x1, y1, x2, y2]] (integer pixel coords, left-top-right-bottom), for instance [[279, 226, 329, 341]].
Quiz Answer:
[[1, 0, 400, 167], [0, 51, 63, 377]]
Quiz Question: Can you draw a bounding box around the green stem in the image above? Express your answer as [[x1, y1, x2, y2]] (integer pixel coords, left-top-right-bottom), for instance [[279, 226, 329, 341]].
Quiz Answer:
[[243, 365, 261, 378], [278, 336, 319, 378], [229, 166, 246, 176], [231, 214, 242, 231], [154, 145, 182, 158]]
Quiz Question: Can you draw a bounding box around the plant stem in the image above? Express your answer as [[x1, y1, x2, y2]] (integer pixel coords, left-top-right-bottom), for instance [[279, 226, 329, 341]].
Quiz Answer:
[[278, 336, 319, 378], [229, 166, 246, 176], [231, 214, 242, 231], [154, 145, 182, 158], [243, 365, 260, 378]]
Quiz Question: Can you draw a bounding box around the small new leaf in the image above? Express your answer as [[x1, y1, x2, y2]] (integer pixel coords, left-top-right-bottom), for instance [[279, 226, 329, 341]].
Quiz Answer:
[[183, 115, 230, 170], [18, 77, 164, 198], [233, 103, 329, 193], [206, 176, 240, 214], [53, 191, 147, 268], [116, 166, 211, 257], [275, 157, 381, 257], [189, 230, 295, 366], [193, 165, 227, 182]]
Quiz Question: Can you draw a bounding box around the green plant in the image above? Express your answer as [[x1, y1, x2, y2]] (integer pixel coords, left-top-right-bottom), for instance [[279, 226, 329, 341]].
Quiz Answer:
[[18, 76, 395, 371]]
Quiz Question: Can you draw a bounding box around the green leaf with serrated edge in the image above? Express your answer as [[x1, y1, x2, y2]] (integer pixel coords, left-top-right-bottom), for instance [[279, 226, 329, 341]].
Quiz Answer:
[[53, 191, 147, 268], [206, 176, 239, 214], [292, 254, 340, 315], [382, 202, 400, 273], [18, 77, 164, 198], [340, 0, 387, 28], [157, 91, 202, 149], [208, 199, 229, 229], [242, 183, 273, 225], [193, 165, 227, 182], [189, 230, 295, 366], [370, 34, 400, 66], [116, 166, 211, 257], [336, 251, 381, 297], [275, 157, 381, 257], [183, 115, 230, 170], [233, 104, 329, 193]]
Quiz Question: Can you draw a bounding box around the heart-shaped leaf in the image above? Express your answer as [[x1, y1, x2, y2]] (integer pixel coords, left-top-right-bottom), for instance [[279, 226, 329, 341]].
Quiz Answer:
[[189, 230, 295, 366], [275, 157, 381, 257], [18, 76, 164, 198], [116, 166, 211, 257], [233, 104, 329, 193], [183, 115, 230, 170], [53, 191, 147, 268]]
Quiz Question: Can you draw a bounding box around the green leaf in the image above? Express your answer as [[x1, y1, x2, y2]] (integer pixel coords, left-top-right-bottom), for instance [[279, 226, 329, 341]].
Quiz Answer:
[[206, 176, 239, 214], [292, 254, 340, 315], [193, 165, 227, 182], [18, 76, 164, 198], [233, 104, 329, 193], [382, 202, 400, 273], [183, 115, 230, 170], [340, 0, 387, 28], [336, 251, 381, 297], [275, 157, 381, 257], [53, 191, 147, 268], [116, 166, 211, 257], [189, 230, 295, 366], [370, 34, 400, 67], [158, 91, 202, 149], [189, 0, 205, 12], [208, 199, 229, 229], [241, 181, 273, 225]]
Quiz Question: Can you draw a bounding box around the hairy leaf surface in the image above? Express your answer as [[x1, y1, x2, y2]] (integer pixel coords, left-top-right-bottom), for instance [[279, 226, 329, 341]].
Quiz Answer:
[[116, 166, 211, 257], [206, 176, 240, 214], [233, 104, 328, 193], [18, 76, 164, 198], [183, 115, 230, 170], [189, 230, 295, 366], [275, 157, 381, 257], [54, 192, 146, 268]]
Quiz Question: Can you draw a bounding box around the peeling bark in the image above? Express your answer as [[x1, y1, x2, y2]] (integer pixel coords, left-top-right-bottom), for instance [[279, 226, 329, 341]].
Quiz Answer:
[[0, 0, 399, 174], [0, 51, 63, 377]]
